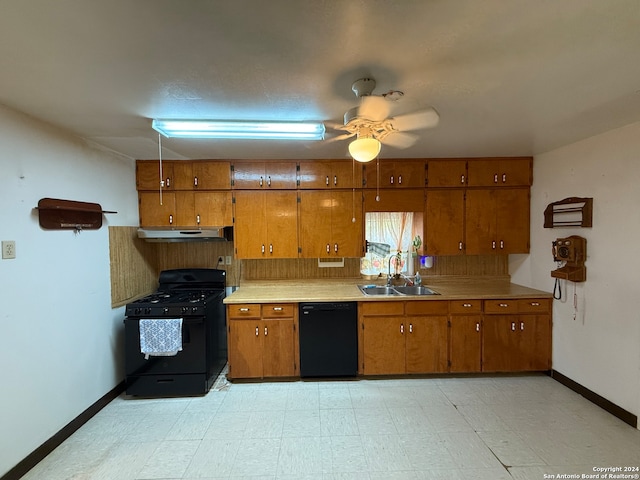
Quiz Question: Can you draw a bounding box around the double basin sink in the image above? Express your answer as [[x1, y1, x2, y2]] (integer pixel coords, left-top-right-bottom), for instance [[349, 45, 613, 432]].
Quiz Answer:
[[358, 285, 439, 296]]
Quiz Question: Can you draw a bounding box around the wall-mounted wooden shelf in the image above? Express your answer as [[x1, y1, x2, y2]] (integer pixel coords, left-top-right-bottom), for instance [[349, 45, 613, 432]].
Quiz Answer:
[[544, 197, 593, 228], [36, 198, 117, 231]]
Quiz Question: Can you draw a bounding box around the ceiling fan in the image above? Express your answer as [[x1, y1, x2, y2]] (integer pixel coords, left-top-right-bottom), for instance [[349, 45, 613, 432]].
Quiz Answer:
[[325, 77, 440, 162]]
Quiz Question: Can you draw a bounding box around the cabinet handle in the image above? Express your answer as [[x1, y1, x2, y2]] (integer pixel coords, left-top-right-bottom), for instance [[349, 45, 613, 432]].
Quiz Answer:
[[255, 326, 259, 336], [400, 323, 404, 334], [499, 303, 509, 307], [169, 214, 173, 225], [463, 303, 472, 307], [334, 243, 338, 253], [530, 302, 540, 306], [461, 174, 465, 184], [269, 244, 273, 254], [261, 244, 265, 254], [166, 177, 171, 188], [520, 322, 525, 331], [326, 244, 330, 254], [267, 176, 271, 187], [494, 173, 498, 183], [264, 327, 268, 336], [492, 240, 496, 249], [194, 176, 198, 187], [390, 175, 394, 184], [398, 175, 402, 184], [272, 307, 283, 312], [334, 175, 338, 186], [476, 322, 480, 332], [239, 308, 250, 312], [459, 241, 463, 250], [196, 214, 200, 225], [325, 175, 329, 186], [409, 323, 413, 333], [259, 176, 264, 187], [500, 240, 504, 249], [511, 322, 516, 331], [502, 173, 507, 183]]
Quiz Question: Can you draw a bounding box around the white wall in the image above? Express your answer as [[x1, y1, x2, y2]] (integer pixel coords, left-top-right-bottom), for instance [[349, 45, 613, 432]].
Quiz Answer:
[[511, 121, 640, 424], [0, 104, 138, 476]]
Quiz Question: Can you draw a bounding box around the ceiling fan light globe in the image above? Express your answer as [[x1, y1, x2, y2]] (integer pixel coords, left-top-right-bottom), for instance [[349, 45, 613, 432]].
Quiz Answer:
[[349, 137, 381, 162]]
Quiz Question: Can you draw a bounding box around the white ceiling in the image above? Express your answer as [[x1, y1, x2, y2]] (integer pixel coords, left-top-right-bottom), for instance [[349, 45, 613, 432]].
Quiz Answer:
[[1, 0, 639, 161]]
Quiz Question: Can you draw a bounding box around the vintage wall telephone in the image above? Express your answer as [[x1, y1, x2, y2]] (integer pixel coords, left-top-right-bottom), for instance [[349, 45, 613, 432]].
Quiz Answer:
[[551, 235, 587, 283]]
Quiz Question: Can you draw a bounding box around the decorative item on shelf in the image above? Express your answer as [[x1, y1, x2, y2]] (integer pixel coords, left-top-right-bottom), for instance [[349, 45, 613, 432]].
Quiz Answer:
[[35, 198, 117, 232], [544, 197, 593, 228]]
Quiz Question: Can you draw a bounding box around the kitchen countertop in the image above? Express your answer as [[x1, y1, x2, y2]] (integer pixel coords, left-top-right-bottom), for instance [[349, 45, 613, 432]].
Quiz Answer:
[[223, 277, 552, 304]]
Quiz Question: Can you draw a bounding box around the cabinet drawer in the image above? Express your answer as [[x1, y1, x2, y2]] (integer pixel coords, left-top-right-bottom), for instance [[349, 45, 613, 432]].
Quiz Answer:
[[262, 304, 295, 318], [405, 301, 449, 316], [517, 298, 551, 313], [228, 304, 261, 319], [449, 300, 482, 314], [484, 300, 518, 314], [360, 301, 404, 316]]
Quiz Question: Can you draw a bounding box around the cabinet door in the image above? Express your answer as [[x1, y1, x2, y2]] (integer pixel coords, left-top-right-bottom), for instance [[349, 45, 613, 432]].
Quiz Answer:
[[365, 160, 425, 188], [425, 189, 465, 255], [467, 158, 532, 187], [405, 316, 448, 373], [449, 316, 482, 372], [194, 191, 233, 227], [265, 191, 298, 258], [138, 192, 175, 227], [234, 191, 267, 258], [330, 190, 363, 258], [136, 160, 173, 191], [332, 160, 363, 189], [233, 162, 297, 189], [465, 189, 497, 255], [299, 190, 333, 257], [362, 316, 405, 375], [518, 314, 551, 371], [427, 159, 467, 187], [298, 161, 332, 189], [496, 189, 530, 254], [233, 162, 266, 189], [482, 315, 521, 372], [194, 161, 231, 189], [262, 319, 296, 377], [228, 320, 263, 379]]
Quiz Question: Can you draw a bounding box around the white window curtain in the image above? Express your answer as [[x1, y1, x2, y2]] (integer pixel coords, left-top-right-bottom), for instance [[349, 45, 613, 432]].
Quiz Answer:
[[361, 212, 414, 276]]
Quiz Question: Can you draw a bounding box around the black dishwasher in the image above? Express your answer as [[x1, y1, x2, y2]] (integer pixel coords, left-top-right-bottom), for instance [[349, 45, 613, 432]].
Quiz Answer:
[[299, 302, 358, 377]]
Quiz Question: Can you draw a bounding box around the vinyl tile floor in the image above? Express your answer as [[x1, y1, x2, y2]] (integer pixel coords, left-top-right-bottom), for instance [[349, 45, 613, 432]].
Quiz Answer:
[[21, 374, 640, 479]]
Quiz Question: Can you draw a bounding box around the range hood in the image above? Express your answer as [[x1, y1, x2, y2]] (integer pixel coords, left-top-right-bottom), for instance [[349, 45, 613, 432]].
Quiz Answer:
[[137, 227, 232, 243]]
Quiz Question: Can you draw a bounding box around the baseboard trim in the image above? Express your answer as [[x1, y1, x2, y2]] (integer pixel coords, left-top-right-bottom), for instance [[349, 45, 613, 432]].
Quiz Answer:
[[551, 369, 637, 428], [1, 381, 126, 480]]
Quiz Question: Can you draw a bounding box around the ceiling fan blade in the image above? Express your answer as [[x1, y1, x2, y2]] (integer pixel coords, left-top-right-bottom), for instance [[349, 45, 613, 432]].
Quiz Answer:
[[379, 131, 418, 149], [324, 132, 356, 143], [324, 120, 349, 131], [388, 107, 440, 131], [358, 95, 390, 122]]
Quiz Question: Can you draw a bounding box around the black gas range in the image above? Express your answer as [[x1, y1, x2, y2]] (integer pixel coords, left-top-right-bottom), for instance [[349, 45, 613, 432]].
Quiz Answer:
[[124, 268, 227, 397]]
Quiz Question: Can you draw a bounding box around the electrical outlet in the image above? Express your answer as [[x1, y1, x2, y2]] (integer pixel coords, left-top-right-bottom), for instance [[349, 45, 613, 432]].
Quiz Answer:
[[2, 241, 16, 259], [225, 255, 232, 265]]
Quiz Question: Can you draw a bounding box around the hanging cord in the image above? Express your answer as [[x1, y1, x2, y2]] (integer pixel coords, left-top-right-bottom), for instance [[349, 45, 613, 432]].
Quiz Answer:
[[553, 278, 562, 300], [376, 157, 380, 202], [351, 157, 356, 223], [573, 282, 578, 321], [158, 133, 163, 206]]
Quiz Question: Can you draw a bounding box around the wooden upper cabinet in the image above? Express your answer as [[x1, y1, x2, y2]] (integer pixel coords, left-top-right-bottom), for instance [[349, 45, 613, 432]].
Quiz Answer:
[[363, 188, 425, 212], [232, 161, 297, 189], [467, 157, 532, 187], [172, 161, 231, 190], [138, 191, 175, 227], [427, 159, 468, 187], [136, 160, 173, 191], [298, 160, 363, 189], [425, 189, 465, 255], [363, 160, 426, 188]]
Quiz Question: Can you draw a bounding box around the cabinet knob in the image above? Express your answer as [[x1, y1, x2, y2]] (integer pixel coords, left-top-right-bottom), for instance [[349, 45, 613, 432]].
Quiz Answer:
[[272, 307, 283, 312], [476, 322, 480, 332], [463, 303, 472, 307], [409, 323, 413, 333], [334, 175, 338, 186], [239, 308, 250, 312], [494, 173, 498, 183], [398, 175, 403, 184], [169, 214, 173, 225], [165, 177, 171, 188], [390, 175, 394, 184], [499, 303, 509, 307], [520, 322, 525, 331], [196, 214, 200, 225], [267, 176, 271, 187], [492, 241, 496, 249], [400, 323, 404, 334], [530, 302, 540, 306], [334, 243, 338, 253], [326, 244, 330, 254], [194, 176, 198, 187], [511, 322, 516, 331], [261, 244, 265, 254], [500, 240, 504, 249], [459, 241, 464, 250], [269, 244, 273, 254], [325, 176, 329, 186], [502, 173, 507, 183], [255, 326, 259, 336], [264, 327, 268, 336], [461, 174, 465, 184], [259, 176, 264, 187]]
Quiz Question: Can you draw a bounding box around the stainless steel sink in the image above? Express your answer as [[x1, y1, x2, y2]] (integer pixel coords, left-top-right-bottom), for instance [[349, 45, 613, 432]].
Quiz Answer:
[[357, 285, 401, 296], [392, 285, 439, 296], [358, 285, 439, 296]]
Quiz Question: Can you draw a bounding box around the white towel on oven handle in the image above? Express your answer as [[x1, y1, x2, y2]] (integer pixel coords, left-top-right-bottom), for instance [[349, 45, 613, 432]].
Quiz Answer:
[[139, 318, 183, 360]]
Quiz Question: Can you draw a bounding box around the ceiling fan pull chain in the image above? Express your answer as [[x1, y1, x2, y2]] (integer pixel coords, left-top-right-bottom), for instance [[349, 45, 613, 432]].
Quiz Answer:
[[376, 157, 380, 201], [158, 133, 163, 206], [352, 158, 356, 223]]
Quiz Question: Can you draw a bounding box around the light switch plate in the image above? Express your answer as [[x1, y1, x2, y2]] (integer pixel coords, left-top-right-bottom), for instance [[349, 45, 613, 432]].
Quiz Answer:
[[2, 240, 16, 259]]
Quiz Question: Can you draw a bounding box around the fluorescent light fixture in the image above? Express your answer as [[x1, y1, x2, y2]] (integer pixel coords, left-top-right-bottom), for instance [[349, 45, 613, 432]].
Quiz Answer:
[[152, 119, 325, 140]]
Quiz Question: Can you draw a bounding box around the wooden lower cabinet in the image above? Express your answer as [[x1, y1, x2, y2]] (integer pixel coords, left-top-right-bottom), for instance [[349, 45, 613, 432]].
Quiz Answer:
[[482, 299, 551, 372], [360, 301, 448, 375], [448, 300, 483, 373], [227, 304, 297, 379]]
